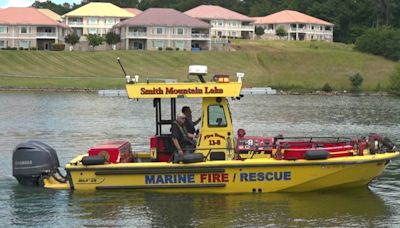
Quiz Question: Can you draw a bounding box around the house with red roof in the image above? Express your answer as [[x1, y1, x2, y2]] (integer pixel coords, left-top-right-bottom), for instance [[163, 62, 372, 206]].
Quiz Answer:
[[184, 5, 255, 39], [0, 7, 70, 50], [254, 10, 334, 42], [114, 8, 212, 51]]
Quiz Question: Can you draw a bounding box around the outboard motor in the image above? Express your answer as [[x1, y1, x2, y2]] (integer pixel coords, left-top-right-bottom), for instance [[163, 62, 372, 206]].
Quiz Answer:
[[12, 141, 60, 186]]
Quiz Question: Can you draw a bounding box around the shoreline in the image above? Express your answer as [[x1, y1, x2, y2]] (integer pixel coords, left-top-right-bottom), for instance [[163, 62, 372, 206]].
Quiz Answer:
[[0, 87, 395, 96]]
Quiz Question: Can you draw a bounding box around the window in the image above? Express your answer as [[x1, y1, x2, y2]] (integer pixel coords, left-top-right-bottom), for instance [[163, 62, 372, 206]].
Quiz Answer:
[[176, 28, 184, 35], [73, 28, 82, 36], [230, 21, 237, 27], [208, 104, 227, 127], [156, 27, 164, 35], [19, 40, 29, 49], [19, 26, 31, 34], [325, 26, 331, 31], [174, 41, 184, 49], [88, 28, 97, 34], [218, 20, 224, 26], [0, 40, 5, 48], [0, 26, 7, 33], [89, 17, 98, 25], [153, 40, 164, 49], [231, 31, 236, 37], [106, 18, 115, 25]]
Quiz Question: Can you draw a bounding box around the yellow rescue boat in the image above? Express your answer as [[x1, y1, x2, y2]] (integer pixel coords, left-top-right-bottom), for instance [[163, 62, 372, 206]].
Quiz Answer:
[[12, 63, 399, 193]]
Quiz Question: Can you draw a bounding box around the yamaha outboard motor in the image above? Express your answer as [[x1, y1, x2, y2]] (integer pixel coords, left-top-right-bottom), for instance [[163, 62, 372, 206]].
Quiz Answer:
[[12, 141, 60, 186]]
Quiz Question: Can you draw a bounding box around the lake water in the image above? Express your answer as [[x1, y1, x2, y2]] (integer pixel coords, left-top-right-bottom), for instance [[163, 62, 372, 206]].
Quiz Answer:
[[0, 92, 399, 227]]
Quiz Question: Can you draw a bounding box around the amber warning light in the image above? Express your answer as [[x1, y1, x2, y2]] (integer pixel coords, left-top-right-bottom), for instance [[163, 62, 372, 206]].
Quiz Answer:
[[214, 75, 230, 83]]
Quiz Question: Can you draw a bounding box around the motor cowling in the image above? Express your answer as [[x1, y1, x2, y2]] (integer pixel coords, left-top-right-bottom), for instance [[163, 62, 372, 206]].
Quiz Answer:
[[12, 141, 60, 186]]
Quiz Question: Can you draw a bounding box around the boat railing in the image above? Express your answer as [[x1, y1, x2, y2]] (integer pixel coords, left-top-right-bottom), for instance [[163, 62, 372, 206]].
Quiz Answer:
[[277, 136, 353, 143], [275, 136, 355, 151]]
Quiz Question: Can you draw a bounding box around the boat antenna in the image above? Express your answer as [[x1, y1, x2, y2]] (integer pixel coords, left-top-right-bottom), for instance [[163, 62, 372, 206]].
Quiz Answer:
[[117, 57, 128, 77]]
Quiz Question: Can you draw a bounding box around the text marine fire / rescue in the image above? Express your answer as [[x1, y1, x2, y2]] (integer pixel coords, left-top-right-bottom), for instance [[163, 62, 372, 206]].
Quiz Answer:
[[144, 172, 292, 184]]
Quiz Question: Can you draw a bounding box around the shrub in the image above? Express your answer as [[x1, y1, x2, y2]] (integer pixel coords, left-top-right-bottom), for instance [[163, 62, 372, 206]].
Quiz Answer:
[[355, 26, 400, 61], [374, 83, 382, 92], [321, 83, 333, 92], [175, 47, 180, 51], [64, 33, 80, 46], [85, 34, 103, 51], [255, 26, 265, 36], [105, 32, 120, 46], [158, 47, 163, 51], [51, 44, 65, 51], [30, 46, 37, 50], [19, 47, 24, 50], [389, 65, 400, 94], [349, 73, 364, 93], [276, 26, 287, 39], [165, 47, 173, 51]]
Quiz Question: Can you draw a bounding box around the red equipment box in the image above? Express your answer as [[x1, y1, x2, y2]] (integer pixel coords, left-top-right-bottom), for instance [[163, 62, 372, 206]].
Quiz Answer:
[[88, 141, 132, 163]]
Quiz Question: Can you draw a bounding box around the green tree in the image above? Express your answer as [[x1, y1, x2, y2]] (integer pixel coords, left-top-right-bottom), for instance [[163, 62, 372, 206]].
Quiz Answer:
[[349, 73, 364, 93], [64, 33, 80, 51], [275, 26, 287, 39], [255, 26, 265, 37], [355, 26, 400, 61], [32, 1, 71, 15], [105, 32, 121, 50], [86, 34, 104, 51]]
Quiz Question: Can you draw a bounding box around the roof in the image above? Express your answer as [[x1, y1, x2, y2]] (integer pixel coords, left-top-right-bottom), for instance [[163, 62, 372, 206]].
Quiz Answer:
[[38, 9, 62, 22], [126, 82, 242, 99], [124, 8, 142, 16], [254, 10, 333, 26], [115, 8, 212, 28], [63, 2, 134, 18], [0, 7, 66, 27], [184, 5, 254, 22]]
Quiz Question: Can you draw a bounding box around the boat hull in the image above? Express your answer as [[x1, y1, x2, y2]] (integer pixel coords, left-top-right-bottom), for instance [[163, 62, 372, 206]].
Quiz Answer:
[[47, 152, 400, 193]]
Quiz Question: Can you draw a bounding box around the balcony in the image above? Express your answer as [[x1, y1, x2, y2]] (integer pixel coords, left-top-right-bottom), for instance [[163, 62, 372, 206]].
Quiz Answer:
[[128, 31, 147, 38], [191, 33, 210, 39], [240, 25, 254, 30], [68, 21, 83, 26], [36, 32, 57, 38]]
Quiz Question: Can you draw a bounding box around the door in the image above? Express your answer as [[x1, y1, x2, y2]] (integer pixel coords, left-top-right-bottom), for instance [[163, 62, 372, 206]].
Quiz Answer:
[[197, 97, 235, 160]]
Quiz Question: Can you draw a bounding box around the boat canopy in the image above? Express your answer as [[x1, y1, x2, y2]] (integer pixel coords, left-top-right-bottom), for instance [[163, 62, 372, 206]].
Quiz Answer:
[[125, 82, 242, 99]]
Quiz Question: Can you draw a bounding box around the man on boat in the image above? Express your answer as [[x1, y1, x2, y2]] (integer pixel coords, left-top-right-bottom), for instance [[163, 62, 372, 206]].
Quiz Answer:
[[182, 106, 201, 135], [171, 113, 196, 160]]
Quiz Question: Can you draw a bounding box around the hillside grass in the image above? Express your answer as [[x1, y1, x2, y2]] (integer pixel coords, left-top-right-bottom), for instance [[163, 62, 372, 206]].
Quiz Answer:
[[0, 40, 397, 91]]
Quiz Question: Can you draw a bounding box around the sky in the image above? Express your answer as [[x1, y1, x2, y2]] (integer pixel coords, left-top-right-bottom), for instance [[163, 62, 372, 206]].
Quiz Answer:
[[0, 0, 81, 8]]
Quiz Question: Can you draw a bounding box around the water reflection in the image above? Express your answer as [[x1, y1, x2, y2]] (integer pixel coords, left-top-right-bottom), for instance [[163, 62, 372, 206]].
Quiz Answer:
[[65, 188, 389, 227]]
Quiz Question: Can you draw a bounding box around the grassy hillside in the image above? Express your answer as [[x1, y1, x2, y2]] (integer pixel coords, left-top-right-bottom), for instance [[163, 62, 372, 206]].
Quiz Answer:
[[0, 40, 397, 91]]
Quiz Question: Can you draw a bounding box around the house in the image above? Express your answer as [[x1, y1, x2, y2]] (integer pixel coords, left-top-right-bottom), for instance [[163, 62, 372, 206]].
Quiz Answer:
[[114, 8, 212, 51], [62, 2, 134, 38], [254, 10, 334, 42], [0, 7, 69, 50], [184, 5, 255, 39]]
